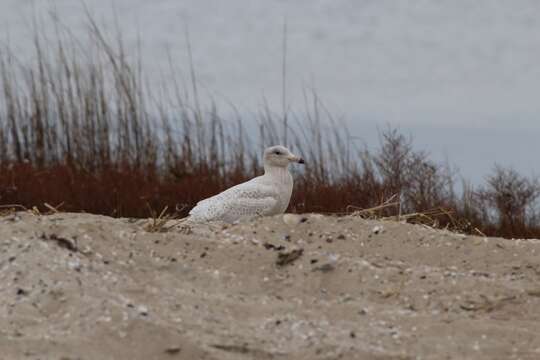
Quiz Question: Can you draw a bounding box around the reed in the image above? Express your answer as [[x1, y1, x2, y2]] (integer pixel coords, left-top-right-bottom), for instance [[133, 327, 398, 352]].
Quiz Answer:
[[1, 14, 539, 239]]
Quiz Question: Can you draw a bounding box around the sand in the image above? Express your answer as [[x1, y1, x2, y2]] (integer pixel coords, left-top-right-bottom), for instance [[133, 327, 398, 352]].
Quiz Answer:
[[1, 212, 540, 359]]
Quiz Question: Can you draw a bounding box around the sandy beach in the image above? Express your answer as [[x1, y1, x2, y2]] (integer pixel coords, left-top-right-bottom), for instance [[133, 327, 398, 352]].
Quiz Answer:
[[1, 212, 540, 359]]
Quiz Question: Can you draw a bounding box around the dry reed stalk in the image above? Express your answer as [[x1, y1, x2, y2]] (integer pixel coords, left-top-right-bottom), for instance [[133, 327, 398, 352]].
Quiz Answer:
[[0, 12, 539, 239], [143, 205, 184, 233]]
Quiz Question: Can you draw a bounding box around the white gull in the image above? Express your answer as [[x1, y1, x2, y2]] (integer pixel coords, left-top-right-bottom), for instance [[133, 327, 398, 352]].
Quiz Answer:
[[188, 145, 304, 223]]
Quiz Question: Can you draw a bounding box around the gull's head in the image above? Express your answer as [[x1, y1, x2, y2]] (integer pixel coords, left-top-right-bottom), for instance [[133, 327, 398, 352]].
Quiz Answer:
[[263, 145, 305, 168]]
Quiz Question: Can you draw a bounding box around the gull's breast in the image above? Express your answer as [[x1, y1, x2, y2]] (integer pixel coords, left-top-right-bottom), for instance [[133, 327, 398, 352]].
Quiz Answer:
[[268, 171, 294, 214]]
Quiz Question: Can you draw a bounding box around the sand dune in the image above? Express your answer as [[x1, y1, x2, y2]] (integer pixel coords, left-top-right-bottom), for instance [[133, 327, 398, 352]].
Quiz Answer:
[[1, 212, 540, 359]]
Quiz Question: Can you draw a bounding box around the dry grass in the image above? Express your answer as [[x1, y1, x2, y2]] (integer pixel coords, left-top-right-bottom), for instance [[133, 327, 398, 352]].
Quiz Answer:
[[143, 205, 184, 233], [1, 14, 540, 239]]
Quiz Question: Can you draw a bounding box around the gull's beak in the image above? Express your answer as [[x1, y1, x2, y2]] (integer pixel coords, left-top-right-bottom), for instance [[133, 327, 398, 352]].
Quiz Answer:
[[288, 154, 305, 164]]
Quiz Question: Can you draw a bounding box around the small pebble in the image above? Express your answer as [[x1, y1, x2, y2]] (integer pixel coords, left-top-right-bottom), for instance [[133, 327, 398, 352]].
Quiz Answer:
[[372, 226, 384, 235], [16, 288, 27, 296], [282, 214, 302, 226], [137, 305, 149, 316], [164, 347, 181, 355]]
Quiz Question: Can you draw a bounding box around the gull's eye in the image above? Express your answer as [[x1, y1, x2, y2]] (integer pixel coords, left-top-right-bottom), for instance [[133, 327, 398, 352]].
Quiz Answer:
[[273, 150, 281, 155]]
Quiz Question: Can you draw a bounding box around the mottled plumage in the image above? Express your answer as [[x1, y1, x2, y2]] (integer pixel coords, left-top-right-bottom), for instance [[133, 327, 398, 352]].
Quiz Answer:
[[188, 145, 304, 223]]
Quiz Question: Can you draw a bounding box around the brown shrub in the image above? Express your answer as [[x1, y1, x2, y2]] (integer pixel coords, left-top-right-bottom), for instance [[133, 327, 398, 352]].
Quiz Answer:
[[1, 14, 540, 239]]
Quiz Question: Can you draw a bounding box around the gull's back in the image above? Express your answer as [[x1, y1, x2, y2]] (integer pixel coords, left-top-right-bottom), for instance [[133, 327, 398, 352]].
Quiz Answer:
[[188, 175, 280, 223]]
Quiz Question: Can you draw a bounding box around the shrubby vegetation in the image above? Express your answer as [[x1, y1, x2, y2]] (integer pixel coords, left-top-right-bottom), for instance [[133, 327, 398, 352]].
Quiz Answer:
[[1, 15, 539, 239]]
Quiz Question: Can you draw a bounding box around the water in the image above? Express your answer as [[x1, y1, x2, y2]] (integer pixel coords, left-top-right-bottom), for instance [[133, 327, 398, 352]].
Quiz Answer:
[[1, 0, 540, 182]]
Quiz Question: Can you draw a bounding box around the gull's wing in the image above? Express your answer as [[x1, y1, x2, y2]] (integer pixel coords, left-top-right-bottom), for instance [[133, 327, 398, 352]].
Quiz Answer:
[[188, 179, 278, 223]]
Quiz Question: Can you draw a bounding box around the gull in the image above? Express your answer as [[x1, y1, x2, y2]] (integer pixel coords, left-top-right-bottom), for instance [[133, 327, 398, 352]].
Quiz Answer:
[[188, 145, 304, 223]]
